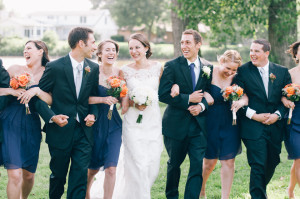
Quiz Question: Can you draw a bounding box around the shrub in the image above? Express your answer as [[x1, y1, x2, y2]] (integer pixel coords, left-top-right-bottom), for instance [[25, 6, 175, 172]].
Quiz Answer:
[[111, 35, 125, 42]]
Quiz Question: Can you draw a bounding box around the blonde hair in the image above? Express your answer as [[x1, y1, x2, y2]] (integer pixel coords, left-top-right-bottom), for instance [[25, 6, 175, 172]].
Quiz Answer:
[[218, 50, 242, 67]]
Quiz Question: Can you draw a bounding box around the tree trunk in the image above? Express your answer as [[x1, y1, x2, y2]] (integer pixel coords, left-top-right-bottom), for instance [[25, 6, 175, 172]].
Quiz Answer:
[[268, 0, 297, 69], [171, 0, 189, 58]]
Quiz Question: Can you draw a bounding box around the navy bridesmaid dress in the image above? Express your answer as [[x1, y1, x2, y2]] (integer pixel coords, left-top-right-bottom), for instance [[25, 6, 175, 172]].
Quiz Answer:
[[89, 85, 122, 170], [285, 101, 300, 159], [0, 85, 42, 173], [205, 84, 241, 160]]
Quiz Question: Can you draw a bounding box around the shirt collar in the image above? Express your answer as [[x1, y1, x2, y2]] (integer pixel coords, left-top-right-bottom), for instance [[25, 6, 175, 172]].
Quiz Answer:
[[187, 56, 200, 69], [260, 61, 269, 73], [69, 52, 84, 70]]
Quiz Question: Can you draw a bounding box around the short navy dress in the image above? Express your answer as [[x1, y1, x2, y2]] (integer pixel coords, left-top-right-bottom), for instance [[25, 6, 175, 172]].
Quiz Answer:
[[0, 86, 42, 173], [89, 85, 122, 170], [205, 84, 241, 160], [285, 101, 300, 159]]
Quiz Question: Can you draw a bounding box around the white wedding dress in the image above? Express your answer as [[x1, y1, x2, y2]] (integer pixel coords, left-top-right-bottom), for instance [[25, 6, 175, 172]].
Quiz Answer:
[[113, 63, 163, 199], [90, 62, 163, 199]]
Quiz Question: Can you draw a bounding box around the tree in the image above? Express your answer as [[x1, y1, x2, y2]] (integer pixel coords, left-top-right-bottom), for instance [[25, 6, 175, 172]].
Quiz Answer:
[[174, 0, 297, 67], [88, 0, 105, 9], [171, 0, 189, 57], [108, 0, 167, 40], [42, 30, 59, 52]]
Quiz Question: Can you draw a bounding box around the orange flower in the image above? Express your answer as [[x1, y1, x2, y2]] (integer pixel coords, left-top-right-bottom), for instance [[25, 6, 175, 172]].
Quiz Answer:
[[225, 86, 233, 95], [236, 88, 243, 96], [286, 86, 295, 95], [120, 85, 128, 97], [18, 74, 30, 87], [10, 78, 19, 89], [110, 78, 121, 88]]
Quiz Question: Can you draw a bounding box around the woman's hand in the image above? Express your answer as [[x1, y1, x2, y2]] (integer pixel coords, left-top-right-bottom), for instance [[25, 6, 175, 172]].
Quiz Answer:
[[10, 88, 26, 97], [282, 96, 295, 109], [203, 92, 214, 105], [170, 84, 179, 98], [135, 104, 147, 111], [18, 87, 40, 104], [103, 96, 118, 105]]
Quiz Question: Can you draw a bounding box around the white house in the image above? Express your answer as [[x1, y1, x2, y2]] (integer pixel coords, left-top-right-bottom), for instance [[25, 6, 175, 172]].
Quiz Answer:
[[28, 9, 118, 40], [0, 17, 53, 39]]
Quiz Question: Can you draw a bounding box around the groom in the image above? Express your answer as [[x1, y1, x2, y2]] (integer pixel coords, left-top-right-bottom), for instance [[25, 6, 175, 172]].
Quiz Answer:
[[233, 39, 291, 198], [35, 27, 99, 198], [159, 29, 212, 199]]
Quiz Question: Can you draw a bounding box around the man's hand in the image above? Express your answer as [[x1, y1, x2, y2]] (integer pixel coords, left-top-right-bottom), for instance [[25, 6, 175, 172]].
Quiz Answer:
[[262, 113, 279, 125], [52, 114, 69, 127], [84, 114, 96, 127], [188, 104, 202, 116], [252, 113, 270, 123], [189, 90, 204, 103]]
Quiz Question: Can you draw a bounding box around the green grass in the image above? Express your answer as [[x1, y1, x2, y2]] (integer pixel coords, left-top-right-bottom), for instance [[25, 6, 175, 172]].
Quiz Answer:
[[0, 105, 299, 199]]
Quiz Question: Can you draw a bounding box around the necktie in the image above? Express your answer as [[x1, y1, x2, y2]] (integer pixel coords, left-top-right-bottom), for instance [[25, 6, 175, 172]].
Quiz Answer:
[[259, 67, 268, 97], [190, 63, 196, 91], [76, 64, 82, 98]]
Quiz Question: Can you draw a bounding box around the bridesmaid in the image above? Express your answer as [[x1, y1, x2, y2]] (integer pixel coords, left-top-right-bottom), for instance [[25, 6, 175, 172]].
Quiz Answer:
[[199, 50, 248, 199], [0, 59, 10, 168], [86, 40, 122, 199], [0, 40, 52, 199], [283, 41, 300, 199]]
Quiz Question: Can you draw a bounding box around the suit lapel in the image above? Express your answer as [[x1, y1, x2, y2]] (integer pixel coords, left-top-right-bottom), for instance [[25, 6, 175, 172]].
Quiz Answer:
[[268, 62, 276, 101], [179, 57, 193, 91], [78, 59, 89, 100], [195, 58, 204, 90], [63, 55, 77, 99], [250, 64, 268, 99]]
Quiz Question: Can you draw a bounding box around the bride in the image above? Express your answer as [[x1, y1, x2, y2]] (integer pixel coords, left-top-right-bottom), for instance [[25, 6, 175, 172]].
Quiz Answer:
[[113, 33, 163, 199]]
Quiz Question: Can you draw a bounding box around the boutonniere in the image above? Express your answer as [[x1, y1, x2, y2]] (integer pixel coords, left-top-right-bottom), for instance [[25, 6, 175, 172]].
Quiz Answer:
[[269, 73, 276, 83], [202, 65, 211, 79], [85, 66, 91, 76]]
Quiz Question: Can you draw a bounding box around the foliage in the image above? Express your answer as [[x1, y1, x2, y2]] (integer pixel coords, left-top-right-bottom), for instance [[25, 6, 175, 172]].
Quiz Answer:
[[111, 35, 125, 42], [107, 0, 168, 39], [0, 0, 4, 10], [0, 36, 27, 56], [174, 0, 297, 66], [42, 30, 59, 52]]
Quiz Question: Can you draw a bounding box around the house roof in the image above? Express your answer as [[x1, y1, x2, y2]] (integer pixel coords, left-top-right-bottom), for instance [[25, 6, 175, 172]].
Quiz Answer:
[[28, 9, 110, 17]]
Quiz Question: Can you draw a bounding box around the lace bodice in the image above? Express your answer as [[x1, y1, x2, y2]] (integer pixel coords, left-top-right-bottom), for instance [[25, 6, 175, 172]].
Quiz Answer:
[[121, 62, 162, 93]]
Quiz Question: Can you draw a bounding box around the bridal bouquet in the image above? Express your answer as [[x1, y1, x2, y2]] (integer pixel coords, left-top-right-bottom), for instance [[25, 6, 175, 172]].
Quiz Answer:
[[130, 86, 158, 123], [222, 84, 244, 125], [10, 73, 34, 114], [106, 75, 128, 120], [282, 83, 300, 124]]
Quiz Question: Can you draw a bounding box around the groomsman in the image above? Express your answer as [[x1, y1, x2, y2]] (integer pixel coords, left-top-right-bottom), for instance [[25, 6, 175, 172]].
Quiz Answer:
[[159, 29, 212, 199], [0, 59, 10, 166], [35, 27, 99, 198], [233, 39, 291, 198]]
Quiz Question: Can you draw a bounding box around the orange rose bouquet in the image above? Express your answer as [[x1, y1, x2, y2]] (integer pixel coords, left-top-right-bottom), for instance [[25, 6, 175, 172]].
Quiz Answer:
[[222, 84, 244, 125], [106, 75, 128, 120], [282, 83, 300, 124], [10, 73, 34, 114]]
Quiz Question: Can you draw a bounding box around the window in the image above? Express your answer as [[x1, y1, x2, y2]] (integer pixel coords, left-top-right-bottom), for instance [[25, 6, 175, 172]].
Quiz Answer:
[[37, 29, 41, 36], [80, 16, 86, 24], [24, 29, 30, 37]]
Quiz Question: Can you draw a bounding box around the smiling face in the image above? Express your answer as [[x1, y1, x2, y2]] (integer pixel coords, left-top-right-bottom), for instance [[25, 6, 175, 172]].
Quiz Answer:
[[82, 33, 97, 58], [220, 61, 239, 78], [23, 42, 43, 67], [99, 42, 118, 66], [250, 42, 269, 67], [128, 39, 148, 61], [181, 34, 201, 62]]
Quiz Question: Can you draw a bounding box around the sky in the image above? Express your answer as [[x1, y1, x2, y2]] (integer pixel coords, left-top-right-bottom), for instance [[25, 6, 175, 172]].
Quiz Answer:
[[3, 0, 93, 15]]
